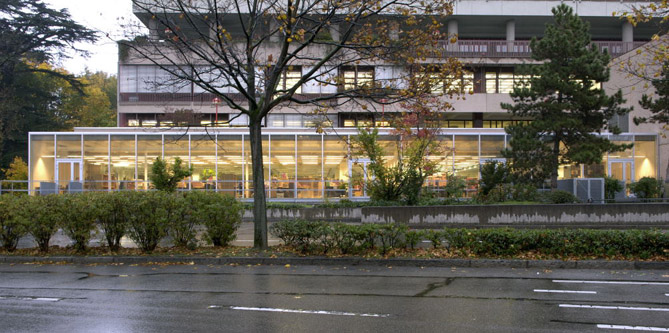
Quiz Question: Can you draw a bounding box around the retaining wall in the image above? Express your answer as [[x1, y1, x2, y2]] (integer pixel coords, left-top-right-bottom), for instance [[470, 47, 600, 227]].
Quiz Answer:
[[244, 203, 669, 228]]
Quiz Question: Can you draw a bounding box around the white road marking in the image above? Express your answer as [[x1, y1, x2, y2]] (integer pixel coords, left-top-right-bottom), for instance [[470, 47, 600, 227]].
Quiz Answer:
[[553, 280, 669, 286], [534, 289, 596, 294], [560, 304, 669, 312], [665, 294, 669, 297], [597, 324, 669, 331], [31, 297, 60, 302], [228, 306, 390, 318]]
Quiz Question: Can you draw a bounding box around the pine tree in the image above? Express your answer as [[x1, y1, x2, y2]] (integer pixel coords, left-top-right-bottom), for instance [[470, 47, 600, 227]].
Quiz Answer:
[[635, 62, 669, 126], [502, 4, 632, 188]]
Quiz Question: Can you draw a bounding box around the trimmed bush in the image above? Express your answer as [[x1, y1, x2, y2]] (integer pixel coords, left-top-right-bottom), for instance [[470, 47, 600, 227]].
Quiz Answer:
[[271, 220, 668, 258], [628, 177, 663, 199], [193, 192, 243, 247], [125, 191, 169, 253], [543, 190, 580, 204], [24, 195, 63, 253], [166, 192, 199, 249], [0, 195, 27, 252], [91, 192, 131, 252], [60, 193, 98, 252]]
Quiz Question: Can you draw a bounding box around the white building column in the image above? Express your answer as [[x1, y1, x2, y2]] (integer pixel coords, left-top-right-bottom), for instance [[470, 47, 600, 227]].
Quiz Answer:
[[506, 20, 516, 52], [448, 20, 458, 51], [622, 21, 634, 52]]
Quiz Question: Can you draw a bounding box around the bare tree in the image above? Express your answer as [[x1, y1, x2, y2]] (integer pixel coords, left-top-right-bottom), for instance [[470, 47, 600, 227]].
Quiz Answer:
[[121, 0, 461, 249]]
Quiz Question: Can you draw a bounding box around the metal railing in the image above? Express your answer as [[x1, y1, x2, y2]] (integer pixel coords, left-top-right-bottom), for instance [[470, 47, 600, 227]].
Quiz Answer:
[[438, 39, 646, 58]]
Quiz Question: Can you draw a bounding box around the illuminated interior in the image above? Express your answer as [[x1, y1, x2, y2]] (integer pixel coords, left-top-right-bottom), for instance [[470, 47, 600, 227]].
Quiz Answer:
[[28, 132, 657, 199]]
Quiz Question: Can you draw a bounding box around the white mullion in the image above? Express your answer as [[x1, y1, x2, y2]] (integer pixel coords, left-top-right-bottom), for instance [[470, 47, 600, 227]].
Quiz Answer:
[[294, 134, 297, 199], [321, 134, 324, 200]]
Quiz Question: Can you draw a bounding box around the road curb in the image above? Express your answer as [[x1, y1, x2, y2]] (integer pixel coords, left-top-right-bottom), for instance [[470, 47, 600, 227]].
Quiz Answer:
[[0, 255, 667, 269]]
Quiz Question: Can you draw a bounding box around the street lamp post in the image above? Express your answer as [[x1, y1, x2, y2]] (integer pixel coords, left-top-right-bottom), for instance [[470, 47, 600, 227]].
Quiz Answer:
[[212, 97, 221, 126]]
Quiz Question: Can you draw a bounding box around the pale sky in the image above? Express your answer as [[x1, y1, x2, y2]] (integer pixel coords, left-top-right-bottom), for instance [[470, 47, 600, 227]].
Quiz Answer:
[[43, 0, 138, 75]]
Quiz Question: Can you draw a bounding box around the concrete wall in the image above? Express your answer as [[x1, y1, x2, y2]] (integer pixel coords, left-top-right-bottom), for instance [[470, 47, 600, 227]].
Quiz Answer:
[[245, 204, 669, 229]]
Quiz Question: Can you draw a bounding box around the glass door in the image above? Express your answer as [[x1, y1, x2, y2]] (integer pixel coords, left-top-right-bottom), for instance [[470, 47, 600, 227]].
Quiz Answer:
[[608, 159, 634, 197], [56, 159, 83, 193]]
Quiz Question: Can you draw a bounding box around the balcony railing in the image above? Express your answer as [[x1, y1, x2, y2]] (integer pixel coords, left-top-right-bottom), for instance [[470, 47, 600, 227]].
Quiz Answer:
[[438, 39, 646, 58]]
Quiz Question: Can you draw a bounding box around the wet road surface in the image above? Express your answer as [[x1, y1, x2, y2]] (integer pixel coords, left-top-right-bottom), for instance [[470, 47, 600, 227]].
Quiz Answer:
[[0, 263, 667, 332]]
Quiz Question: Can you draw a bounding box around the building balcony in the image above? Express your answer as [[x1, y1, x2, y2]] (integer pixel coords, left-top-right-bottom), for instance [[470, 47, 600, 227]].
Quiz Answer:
[[437, 39, 646, 58]]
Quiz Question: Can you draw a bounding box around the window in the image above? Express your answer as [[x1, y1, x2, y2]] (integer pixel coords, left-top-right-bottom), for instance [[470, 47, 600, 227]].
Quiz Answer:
[[340, 113, 379, 127], [342, 67, 374, 90], [485, 68, 532, 93], [279, 67, 302, 94]]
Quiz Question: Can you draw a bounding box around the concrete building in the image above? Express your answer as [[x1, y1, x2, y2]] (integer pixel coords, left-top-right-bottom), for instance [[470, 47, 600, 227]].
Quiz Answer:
[[28, 0, 664, 199]]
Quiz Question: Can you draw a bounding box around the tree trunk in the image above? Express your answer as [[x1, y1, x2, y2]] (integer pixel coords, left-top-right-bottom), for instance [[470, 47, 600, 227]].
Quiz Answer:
[[249, 119, 268, 249]]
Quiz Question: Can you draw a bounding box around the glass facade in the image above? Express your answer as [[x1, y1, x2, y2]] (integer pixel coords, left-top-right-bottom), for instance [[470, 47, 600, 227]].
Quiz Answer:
[[29, 131, 657, 199]]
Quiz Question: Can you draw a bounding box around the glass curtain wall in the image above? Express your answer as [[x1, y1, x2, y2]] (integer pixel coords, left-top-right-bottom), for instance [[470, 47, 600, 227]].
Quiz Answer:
[[425, 135, 453, 196], [136, 135, 162, 190], [110, 135, 136, 190], [30, 135, 55, 192], [190, 135, 217, 190], [323, 136, 348, 198], [31, 132, 657, 198], [634, 135, 657, 180], [270, 135, 296, 199], [83, 135, 109, 191], [217, 135, 243, 197], [297, 135, 322, 199]]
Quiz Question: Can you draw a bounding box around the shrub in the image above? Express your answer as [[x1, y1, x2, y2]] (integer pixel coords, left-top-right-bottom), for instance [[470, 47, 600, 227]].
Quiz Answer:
[[194, 192, 243, 247], [543, 190, 580, 204], [150, 157, 193, 192], [628, 177, 663, 199], [405, 230, 422, 250], [92, 192, 131, 252], [377, 223, 408, 255], [270, 220, 667, 258], [511, 183, 539, 201], [604, 176, 623, 200], [0, 195, 27, 252], [60, 193, 98, 252], [125, 191, 169, 253], [24, 195, 63, 253], [166, 192, 199, 249], [331, 223, 358, 254]]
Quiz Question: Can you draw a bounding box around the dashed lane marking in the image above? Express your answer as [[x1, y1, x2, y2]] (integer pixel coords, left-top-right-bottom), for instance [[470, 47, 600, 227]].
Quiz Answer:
[[223, 306, 390, 317], [534, 289, 596, 294], [597, 324, 669, 331], [560, 304, 669, 312], [553, 280, 669, 286]]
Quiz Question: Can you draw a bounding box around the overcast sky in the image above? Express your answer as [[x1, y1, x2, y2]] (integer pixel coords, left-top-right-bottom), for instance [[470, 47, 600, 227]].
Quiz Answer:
[[43, 0, 138, 75]]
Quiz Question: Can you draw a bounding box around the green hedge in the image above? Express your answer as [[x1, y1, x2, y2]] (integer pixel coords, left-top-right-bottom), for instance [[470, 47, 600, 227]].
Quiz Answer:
[[270, 219, 668, 258], [0, 191, 243, 253]]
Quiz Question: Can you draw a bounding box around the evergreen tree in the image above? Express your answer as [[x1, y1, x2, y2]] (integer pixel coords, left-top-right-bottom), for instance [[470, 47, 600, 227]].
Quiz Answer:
[[502, 4, 631, 188], [0, 0, 97, 169], [635, 62, 669, 126]]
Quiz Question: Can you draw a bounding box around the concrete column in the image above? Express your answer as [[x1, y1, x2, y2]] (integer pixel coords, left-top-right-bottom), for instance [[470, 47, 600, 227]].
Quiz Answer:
[[622, 21, 633, 52], [448, 20, 458, 51], [506, 20, 516, 52], [148, 19, 159, 41], [329, 23, 341, 42], [270, 19, 280, 43]]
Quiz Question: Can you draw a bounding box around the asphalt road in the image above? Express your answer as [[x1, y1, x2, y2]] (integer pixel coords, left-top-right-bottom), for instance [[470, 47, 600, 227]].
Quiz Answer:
[[0, 263, 667, 332]]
